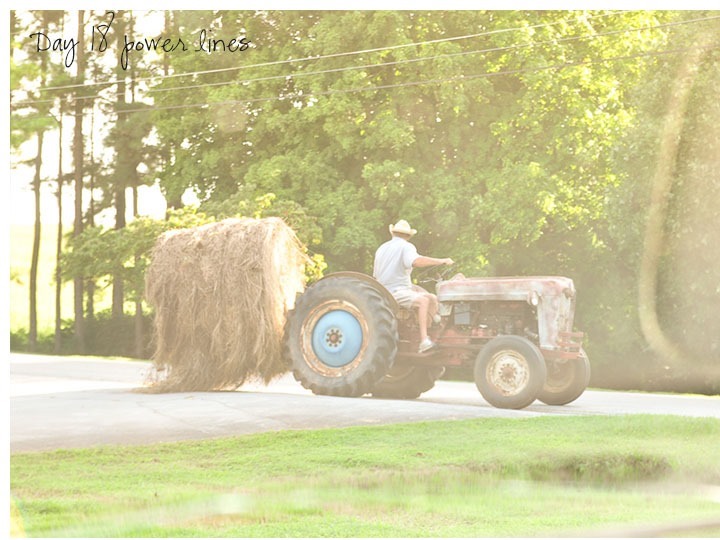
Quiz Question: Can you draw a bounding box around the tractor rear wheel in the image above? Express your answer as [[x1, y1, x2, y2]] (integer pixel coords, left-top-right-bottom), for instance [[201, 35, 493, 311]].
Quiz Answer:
[[537, 350, 591, 406], [474, 335, 546, 409], [285, 276, 398, 397], [371, 365, 445, 400]]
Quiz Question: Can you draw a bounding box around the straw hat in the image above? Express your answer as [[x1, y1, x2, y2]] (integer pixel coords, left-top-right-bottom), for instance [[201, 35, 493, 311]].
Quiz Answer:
[[389, 219, 417, 236]]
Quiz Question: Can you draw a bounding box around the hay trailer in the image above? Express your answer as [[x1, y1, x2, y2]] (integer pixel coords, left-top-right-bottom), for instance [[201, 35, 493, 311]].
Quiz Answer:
[[284, 271, 590, 409]]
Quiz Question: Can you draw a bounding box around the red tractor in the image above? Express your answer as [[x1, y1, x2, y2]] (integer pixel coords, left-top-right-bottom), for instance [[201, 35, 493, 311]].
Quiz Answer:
[[284, 271, 589, 409]]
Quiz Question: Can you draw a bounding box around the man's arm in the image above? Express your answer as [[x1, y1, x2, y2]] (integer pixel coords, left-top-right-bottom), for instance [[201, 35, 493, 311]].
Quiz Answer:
[[412, 256, 454, 268]]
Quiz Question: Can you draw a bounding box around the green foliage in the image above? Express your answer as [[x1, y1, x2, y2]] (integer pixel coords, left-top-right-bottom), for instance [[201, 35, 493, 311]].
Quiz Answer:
[[11, 311, 153, 358], [11, 323, 75, 356], [63, 196, 326, 303], [600, 13, 720, 389], [10, 267, 24, 285], [150, 10, 681, 277], [63, 218, 168, 303], [10, 11, 65, 149], [62, 208, 204, 304], [84, 309, 154, 358], [104, 102, 156, 191]]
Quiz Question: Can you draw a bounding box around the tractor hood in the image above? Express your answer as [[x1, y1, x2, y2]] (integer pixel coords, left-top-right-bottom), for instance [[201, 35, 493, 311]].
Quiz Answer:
[[436, 276, 576, 303], [436, 276, 578, 350]]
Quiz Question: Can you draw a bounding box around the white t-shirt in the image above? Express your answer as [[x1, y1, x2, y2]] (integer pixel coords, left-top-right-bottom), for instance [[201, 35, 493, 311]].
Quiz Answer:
[[373, 237, 419, 293]]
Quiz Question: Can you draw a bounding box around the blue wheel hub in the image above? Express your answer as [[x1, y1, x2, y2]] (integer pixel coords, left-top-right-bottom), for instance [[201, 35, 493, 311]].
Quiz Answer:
[[311, 310, 363, 367]]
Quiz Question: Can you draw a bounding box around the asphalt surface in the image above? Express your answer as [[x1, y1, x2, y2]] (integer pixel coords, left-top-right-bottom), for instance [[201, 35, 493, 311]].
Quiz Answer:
[[9, 353, 720, 453]]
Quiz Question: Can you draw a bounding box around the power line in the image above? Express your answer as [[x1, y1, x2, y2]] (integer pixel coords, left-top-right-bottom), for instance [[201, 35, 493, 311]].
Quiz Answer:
[[14, 13, 720, 109], [21, 10, 630, 94], [56, 44, 717, 119], [146, 15, 720, 96]]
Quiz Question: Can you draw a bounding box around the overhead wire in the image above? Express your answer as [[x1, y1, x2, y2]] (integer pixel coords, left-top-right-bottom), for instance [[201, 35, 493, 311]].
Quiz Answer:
[[13, 13, 720, 109], [17, 9, 629, 94], [51, 43, 720, 119], [146, 14, 720, 95]]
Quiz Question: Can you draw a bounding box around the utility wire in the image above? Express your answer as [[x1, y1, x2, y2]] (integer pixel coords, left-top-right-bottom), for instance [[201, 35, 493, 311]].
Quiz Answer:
[[19, 10, 629, 94], [44, 43, 715, 119], [147, 14, 720, 95], [13, 13, 720, 108]]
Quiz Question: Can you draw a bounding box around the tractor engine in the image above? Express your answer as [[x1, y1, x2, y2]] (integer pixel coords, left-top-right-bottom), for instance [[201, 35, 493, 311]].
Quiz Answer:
[[449, 301, 537, 340]]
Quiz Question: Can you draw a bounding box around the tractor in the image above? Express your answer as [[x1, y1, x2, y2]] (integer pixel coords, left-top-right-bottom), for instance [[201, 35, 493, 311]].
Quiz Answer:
[[284, 270, 590, 409]]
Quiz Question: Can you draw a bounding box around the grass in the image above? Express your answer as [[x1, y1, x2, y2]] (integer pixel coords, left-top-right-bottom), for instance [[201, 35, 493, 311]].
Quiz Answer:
[[10, 415, 720, 537]]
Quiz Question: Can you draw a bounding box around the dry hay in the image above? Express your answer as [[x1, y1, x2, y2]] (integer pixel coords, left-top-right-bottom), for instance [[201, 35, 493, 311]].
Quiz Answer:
[[145, 217, 307, 392]]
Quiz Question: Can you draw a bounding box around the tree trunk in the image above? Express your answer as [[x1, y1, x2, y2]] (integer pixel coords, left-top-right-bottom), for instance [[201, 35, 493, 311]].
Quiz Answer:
[[132, 183, 144, 358], [54, 113, 64, 354], [128, 18, 145, 359], [29, 31, 49, 352], [29, 130, 44, 351], [112, 10, 127, 320], [73, 10, 86, 353], [162, 10, 183, 216], [86, 98, 96, 320]]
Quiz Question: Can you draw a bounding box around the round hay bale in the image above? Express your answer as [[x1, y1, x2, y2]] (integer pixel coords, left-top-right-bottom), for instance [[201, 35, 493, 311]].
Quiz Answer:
[[145, 217, 307, 392]]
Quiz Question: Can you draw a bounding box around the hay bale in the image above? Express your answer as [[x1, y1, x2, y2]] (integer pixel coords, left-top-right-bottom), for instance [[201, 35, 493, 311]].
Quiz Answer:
[[145, 217, 307, 392]]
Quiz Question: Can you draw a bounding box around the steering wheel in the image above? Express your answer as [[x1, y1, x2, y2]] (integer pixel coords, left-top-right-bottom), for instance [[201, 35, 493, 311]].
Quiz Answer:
[[436, 263, 456, 282], [416, 263, 455, 285]]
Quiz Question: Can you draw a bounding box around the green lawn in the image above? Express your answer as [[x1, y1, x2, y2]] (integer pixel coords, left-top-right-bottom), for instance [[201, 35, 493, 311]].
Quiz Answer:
[[10, 415, 720, 537]]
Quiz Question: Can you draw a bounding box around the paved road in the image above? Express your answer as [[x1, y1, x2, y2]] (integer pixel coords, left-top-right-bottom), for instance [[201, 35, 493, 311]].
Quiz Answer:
[[9, 353, 720, 453]]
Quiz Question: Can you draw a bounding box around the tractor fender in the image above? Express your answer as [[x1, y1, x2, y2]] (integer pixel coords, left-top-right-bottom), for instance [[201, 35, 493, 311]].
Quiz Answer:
[[316, 272, 400, 314]]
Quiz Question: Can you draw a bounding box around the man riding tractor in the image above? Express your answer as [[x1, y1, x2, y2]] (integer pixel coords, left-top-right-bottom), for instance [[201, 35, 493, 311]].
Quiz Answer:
[[373, 219, 453, 353], [284, 220, 590, 409]]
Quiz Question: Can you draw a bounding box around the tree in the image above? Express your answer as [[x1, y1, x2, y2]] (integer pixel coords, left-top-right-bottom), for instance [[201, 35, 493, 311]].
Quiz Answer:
[[53, 108, 66, 353], [72, 10, 87, 353], [11, 11, 62, 350], [110, 10, 128, 319], [149, 11, 663, 272]]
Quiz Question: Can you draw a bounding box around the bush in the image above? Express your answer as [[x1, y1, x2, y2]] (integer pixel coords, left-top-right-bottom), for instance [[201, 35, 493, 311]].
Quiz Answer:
[[10, 311, 153, 359], [84, 310, 154, 359], [10, 324, 75, 355]]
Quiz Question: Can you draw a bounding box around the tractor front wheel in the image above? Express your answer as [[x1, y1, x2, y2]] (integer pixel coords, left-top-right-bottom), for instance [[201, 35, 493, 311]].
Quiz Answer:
[[474, 335, 547, 409]]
